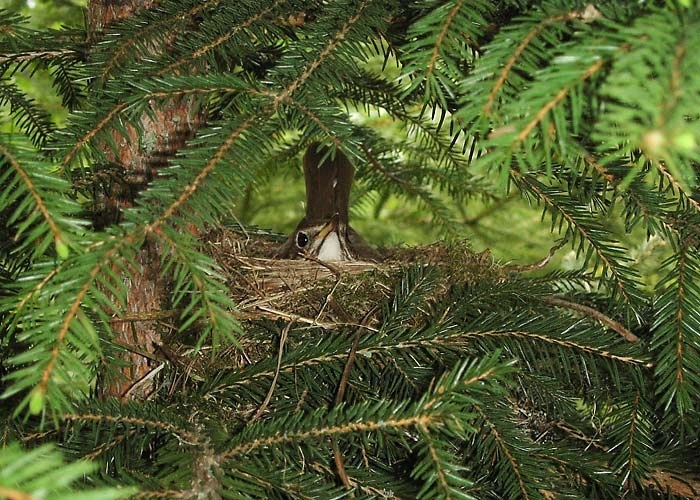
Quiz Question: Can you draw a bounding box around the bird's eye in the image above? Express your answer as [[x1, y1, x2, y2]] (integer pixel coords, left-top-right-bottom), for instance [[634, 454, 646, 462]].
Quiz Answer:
[[296, 231, 309, 248]]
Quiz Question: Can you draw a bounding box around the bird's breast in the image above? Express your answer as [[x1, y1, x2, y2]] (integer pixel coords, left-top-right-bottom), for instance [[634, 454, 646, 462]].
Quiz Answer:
[[316, 231, 346, 261]]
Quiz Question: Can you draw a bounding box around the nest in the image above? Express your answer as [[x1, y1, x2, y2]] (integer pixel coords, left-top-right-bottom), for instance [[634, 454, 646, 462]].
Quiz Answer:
[[205, 225, 502, 330], [141, 226, 509, 398]]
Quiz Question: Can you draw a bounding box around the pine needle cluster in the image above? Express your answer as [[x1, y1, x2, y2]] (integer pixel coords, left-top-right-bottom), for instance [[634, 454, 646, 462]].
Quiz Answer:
[[1, 1, 700, 498]]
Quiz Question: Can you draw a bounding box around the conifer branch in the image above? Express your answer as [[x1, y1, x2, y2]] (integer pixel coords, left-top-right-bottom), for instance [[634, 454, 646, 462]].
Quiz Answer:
[[0, 143, 63, 244], [484, 10, 583, 117], [512, 170, 642, 308], [98, 0, 222, 81], [156, 0, 286, 77], [223, 415, 433, 459], [516, 59, 604, 144], [0, 48, 76, 64], [3, 1, 700, 497], [148, 114, 264, 228], [425, 0, 466, 81], [541, 296, 639, 342], [60, 102, 127, 171], [474, 404, 531, 499], [466, 330, 649, 367], [36, 242, 124, 401]]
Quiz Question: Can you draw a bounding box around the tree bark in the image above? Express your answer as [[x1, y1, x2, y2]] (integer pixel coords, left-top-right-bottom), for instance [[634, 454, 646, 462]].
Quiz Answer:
[[87, 0, 204, 398]]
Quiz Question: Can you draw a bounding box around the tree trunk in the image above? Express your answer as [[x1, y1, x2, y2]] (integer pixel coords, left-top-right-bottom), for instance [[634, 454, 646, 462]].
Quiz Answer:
[[87, 0, 204, 399]]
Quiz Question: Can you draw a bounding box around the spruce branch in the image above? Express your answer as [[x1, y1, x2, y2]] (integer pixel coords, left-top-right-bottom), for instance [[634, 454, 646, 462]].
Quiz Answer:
[[473, 404, 532, 499], [332, 309, 377, 490], [465, 329, 647, 368], [95, 0, 221, 81], [650, 224, 700, 425], [3, 1, 700, 497], [0, 48, 77, 65], [483, 4, 602, 117], [0, 442, 134, 500], [155, 0, 287, 78], [4, 235, 132, 416], [510, 58, 604, 145], [65, 411, 206, 449], [541, 296, 639, 343], [607, 389, 655, 491], [511, 171, 644, 310], [0, 84, 55, 148], [59, 101, 128, 171], [0, 143, 66, 252]]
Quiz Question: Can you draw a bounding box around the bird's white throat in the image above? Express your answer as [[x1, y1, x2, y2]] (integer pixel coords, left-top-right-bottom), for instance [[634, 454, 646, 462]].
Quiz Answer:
[[317, 231, 344, 261]]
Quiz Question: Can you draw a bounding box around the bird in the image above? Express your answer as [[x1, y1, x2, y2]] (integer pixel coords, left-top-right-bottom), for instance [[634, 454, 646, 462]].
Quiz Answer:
[[276, 142, 379, 262]]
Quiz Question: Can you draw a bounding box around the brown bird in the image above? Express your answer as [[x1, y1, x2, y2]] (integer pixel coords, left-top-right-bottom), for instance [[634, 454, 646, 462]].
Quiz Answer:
[[276, 143, 378, 262]]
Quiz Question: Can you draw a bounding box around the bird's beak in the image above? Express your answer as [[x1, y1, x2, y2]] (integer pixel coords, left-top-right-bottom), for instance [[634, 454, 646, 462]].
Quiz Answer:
[[316, 213, 339, 241]]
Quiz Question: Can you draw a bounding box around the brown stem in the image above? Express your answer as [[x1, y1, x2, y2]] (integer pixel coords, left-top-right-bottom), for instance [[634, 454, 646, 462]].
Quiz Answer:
[[542, 296, 638, 342]]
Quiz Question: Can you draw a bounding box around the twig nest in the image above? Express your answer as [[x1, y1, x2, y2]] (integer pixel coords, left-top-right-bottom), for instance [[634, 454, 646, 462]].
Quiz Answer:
[[206, 225, 502, 328]]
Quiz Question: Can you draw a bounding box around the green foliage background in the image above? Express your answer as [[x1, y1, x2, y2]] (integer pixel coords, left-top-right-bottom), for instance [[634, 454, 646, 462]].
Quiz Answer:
[[1, 0, 700, 499]]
